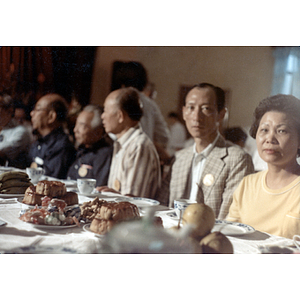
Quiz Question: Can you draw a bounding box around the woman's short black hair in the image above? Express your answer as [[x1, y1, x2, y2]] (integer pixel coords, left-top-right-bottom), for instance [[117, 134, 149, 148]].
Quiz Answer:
[[249, 94, 300, 155], [250, 94, 300, 137], [116, 87, 143, 121]]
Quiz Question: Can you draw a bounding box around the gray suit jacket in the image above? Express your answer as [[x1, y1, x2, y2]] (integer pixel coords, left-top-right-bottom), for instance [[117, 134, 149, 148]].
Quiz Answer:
[[156, 135, 254, 219]]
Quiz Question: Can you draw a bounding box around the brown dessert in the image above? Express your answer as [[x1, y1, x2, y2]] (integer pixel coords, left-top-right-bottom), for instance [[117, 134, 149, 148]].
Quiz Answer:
[[89, 201, 140, 235], [22, 180, 78, 207], [22, 185, 44, 206], [36, 180, 66, 198], [61, 191, 79, 206]]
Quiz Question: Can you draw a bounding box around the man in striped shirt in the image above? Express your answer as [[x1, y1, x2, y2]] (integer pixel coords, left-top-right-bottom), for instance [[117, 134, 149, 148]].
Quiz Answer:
[[96, 87, 161, 199]]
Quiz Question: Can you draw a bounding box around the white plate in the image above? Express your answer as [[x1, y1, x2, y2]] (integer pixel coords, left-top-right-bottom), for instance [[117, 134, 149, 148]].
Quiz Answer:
[[83, 224, 104, 237], [116, 197, 160, 208], [78, 192, 120, 199], [165, 210, 179, 220], [27, 222, 79, 230], [0, 167, 14, 173], [17, 198, 36, 208], [212, 220, 255, 236], [60, 179, 78, 187], [78, 192, 102, 197], [17, 198, 80, 209], [0, 193, 24, 198]]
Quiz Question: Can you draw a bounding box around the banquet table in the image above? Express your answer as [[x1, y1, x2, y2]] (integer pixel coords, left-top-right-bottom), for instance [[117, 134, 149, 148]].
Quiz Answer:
[[0, 167, 299, 254], [0, 193, 299, 254]]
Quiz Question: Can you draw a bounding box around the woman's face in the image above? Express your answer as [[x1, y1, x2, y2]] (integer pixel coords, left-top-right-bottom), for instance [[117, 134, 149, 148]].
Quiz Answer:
[[256, 111, 300, 168]]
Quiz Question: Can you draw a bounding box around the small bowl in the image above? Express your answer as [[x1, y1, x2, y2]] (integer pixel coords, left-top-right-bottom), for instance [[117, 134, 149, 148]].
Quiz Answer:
[[174, 199, 194, 218], [77, 178, 96, 194]]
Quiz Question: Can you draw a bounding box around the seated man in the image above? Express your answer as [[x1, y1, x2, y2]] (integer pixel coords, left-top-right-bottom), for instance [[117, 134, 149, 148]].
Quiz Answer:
[[0, 93, 31, 169], [112, 61, 171, 166], [96, 87, 161, 199], [67, 104, 113, 186], [28, 93, 76, 179], [156, 83, 254, 219]]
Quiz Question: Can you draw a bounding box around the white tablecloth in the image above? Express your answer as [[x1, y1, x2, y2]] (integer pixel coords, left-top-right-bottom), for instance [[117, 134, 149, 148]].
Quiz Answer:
[[0, 196, 299, 254]]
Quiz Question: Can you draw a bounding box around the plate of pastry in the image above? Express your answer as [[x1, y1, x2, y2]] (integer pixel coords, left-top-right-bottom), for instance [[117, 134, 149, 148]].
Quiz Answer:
[[17, 198, 80, 209], [116, 197, 160, 209], [29, 223, 79, 230], [0, 193, 25, 198]]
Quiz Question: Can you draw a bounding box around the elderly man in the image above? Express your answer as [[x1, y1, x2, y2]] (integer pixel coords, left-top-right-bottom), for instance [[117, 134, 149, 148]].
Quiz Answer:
[[96, 87, 161, 199], [156, 83, 254, 219], [28, 93, 76, 179], [0, 93, 31, 168], [67, 104, 113, 186], [112, 61, 171, 165]]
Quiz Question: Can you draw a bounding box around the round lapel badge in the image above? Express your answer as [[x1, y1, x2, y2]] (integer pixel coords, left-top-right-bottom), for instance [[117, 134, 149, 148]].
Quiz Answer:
[[78, 166, 88, 177], [30, 162, 38, 168], [203, 174, 214, 186], [114, 179, 121, 191]]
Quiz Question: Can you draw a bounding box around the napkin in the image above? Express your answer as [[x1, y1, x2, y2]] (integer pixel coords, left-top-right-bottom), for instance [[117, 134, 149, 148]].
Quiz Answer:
[[0, 217, 6, 226], [258, 237, 299, 254], [0, 198, 18, 204]]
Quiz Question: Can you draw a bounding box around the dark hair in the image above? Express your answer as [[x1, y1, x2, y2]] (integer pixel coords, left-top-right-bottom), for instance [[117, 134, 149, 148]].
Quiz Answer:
[[250, 94, 300, 137], [0, 93, 14, 110], [168, 112, 180, 119], [187, 82, 226, 112], [250, 94, 300, 155], [116, 87, 143, 121], [112, 61, 148, 91], [224, 127, 247, 144], [44, 93, 68, 122]]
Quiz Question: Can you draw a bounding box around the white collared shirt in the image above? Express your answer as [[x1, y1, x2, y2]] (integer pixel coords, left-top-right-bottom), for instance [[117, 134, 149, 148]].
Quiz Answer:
[[189, 132, 220, 202], [108, 124, 161, 198]]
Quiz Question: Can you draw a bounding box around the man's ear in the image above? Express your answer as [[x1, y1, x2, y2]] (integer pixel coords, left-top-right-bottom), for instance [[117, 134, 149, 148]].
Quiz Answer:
[[47, 110, 57, 125], [217, 107, 227, 123], [117, 109, 125, 123], [182, 105, 186, 121], [8, 107, 14, 117]]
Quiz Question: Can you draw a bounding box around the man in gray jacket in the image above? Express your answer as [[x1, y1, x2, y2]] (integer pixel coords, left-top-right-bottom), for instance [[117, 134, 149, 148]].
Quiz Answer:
[[156, 83, 254, 219]]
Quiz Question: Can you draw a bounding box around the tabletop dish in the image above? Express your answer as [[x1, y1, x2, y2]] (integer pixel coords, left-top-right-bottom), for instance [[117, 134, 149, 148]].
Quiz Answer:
[[26, 222, 78, 230], [116, 197, 160, 209], [165, 209, 179, 220], [0, 167, 13, 173], [212, 220, 255, 236], [78, 192, 123, 199], [0, 193, 25, 198], [17, 198, 80, 209], [83, 224, 104, 237], [59, 179, 77, 187], [78, 191, 102, 197]]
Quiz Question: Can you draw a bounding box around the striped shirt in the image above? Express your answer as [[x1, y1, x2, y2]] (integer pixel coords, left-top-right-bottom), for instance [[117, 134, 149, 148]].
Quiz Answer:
[[108, 124, 161, 199]]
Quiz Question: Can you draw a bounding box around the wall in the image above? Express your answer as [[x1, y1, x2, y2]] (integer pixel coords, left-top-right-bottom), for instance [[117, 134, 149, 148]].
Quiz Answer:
[[90, 46, 274, 129]]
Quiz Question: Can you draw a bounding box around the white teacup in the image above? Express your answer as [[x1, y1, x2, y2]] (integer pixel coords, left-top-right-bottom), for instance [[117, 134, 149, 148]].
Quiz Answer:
[[174, 199, 194, 219], [77, 178, 96, 194], [26, 167, 45, 183]]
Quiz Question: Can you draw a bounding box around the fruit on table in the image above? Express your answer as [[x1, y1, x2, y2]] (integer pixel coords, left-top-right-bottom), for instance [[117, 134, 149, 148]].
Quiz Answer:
[[200, 231, 233, 254], [182, 203, 215, 240]]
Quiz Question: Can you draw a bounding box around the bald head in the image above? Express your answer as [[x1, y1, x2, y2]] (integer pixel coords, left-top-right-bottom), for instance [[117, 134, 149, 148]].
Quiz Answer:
[[30, 93, 68, 136], [39, 93, 68, 122]]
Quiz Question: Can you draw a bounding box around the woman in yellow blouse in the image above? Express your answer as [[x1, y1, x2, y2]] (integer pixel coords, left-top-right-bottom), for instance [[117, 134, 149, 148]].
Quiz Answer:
[[227, 94, 300, 239]]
